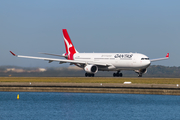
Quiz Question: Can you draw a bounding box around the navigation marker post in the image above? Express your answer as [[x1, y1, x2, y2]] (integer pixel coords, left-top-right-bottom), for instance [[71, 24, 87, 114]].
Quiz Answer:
[[17, 94, 19, 100]]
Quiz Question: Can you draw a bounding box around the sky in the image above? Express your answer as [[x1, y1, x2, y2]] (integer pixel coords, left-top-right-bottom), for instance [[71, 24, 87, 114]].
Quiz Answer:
[[0, 0, 180, 67]]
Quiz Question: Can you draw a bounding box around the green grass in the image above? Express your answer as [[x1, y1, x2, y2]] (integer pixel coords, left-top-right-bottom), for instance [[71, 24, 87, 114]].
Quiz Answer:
[[0, 77, 180, 84]]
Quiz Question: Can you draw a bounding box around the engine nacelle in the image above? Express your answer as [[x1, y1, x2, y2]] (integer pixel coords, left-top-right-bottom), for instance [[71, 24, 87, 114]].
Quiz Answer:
[[135, 68, 147, 74], [84, 65, 98, 74]]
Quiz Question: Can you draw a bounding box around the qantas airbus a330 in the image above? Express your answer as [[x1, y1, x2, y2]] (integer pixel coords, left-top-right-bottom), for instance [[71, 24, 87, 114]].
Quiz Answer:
[[10, 29, 169, 77]]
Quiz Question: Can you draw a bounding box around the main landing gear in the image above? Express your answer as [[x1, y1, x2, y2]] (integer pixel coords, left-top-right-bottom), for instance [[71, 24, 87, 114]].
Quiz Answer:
[[85, 73, 95, 77], [113, 71, 123, 77]]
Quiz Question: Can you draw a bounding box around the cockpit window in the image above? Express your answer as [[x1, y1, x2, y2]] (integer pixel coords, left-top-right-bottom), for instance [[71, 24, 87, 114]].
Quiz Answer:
[[141, 58, 149, 60]]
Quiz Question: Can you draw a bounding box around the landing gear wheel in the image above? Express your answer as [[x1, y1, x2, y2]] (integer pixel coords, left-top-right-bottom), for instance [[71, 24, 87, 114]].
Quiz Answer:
[[113, 72, 123, 77], [113, 73, 116, 77], [119, 73, 123, 77], [85, 73, 95, 77], [138, 74, 142, 77], [85, 73, 88, 77]]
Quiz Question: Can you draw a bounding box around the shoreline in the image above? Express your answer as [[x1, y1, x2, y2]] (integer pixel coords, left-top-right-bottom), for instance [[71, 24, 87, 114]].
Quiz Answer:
[[0, 82, 180, 95]]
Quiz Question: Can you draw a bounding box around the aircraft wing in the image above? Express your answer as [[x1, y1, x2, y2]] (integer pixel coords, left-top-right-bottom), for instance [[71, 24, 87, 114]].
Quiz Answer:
[[10, 51, 111, 66], [150, 53, 169, 62], [39, 52, 68, 58]]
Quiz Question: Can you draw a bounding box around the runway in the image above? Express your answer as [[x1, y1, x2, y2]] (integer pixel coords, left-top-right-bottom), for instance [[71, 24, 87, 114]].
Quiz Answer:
[[0, 82, 180, 95]]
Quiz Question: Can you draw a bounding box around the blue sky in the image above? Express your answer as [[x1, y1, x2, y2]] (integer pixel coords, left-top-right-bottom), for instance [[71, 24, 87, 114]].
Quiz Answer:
[[0, 0, 179, 67]]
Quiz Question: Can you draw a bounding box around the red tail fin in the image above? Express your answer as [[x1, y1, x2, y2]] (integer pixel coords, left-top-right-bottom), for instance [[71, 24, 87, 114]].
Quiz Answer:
[[62, 29, 78, 60]]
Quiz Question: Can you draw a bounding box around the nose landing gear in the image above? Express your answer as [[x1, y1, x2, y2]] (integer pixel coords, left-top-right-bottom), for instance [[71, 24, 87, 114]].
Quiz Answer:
[[138, 74, 142, 77]]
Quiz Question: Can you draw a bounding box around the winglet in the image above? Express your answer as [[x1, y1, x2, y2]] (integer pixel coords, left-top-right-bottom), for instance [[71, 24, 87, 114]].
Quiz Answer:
[[10, 51, 17, 56], [166, 53, 169, 58]]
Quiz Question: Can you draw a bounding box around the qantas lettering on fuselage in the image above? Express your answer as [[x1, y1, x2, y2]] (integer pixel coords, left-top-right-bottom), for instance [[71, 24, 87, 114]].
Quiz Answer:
[[114, 54, 133, 59]]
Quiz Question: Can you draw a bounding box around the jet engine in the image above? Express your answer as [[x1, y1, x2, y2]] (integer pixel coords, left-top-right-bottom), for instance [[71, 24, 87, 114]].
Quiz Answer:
[[84, 65, 98, 74]]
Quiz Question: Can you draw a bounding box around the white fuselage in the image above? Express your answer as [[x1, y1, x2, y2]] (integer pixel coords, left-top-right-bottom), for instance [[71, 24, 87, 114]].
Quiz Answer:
[[73, 53, 151, 71]]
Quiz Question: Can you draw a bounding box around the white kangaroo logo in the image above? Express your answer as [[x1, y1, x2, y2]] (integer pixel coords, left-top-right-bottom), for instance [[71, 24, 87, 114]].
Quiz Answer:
[[64, 37, 73, 55]]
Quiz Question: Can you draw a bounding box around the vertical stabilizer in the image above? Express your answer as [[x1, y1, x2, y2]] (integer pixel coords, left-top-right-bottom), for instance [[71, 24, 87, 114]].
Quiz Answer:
[[62, 29, 78, 60]]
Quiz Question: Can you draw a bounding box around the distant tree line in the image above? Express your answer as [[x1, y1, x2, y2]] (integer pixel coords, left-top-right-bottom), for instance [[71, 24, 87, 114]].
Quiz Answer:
[[0, 65, 180, 78]]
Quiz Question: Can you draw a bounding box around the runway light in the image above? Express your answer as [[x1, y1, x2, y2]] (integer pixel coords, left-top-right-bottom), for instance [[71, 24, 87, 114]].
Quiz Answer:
[[17, 94, 19, 100], [177, 84, 179, 87]]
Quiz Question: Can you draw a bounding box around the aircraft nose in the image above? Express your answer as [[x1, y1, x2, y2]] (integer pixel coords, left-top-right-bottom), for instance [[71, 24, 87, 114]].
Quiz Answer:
[[141, 60, 151, 68], [146, 60, 151, 67]]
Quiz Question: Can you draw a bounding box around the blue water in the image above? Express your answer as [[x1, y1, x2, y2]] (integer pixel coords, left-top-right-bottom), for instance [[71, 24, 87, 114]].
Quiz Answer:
[[0, 92, 180, 120]]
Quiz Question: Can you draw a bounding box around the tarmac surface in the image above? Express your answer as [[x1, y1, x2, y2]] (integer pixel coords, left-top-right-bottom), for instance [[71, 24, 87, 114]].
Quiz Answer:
[[0, 82, 180, 95]]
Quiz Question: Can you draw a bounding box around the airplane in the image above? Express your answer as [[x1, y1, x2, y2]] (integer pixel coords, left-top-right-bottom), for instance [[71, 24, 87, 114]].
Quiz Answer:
[[10, 29, 169, 77]]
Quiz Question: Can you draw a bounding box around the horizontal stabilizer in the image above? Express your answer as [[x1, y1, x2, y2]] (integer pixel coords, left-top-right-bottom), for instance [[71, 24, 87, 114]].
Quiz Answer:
[[39, 52, 68, 58]]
